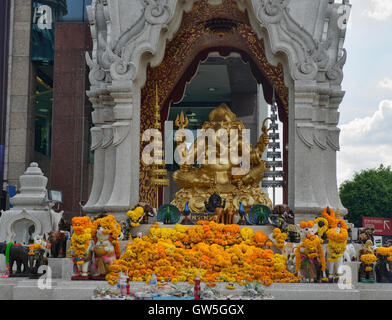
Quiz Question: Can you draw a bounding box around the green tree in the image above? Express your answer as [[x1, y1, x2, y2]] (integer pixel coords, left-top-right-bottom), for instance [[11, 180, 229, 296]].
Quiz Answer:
[[339, 165, 392, 227]]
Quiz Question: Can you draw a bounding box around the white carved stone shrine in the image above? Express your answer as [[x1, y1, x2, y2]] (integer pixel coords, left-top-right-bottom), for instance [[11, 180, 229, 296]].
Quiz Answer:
[[82, 0, 350, 221]]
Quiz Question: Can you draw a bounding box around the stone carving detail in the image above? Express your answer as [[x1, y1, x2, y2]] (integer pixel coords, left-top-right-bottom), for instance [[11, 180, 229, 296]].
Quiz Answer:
[[313, 130, 327, 150], [256, 0, 319, 80], [326, 130, 341, 152], [86, 0, 110, 86], [259, 0, 289, 24], [326, 49, 347, 84], [144, 0, 172, 25], [90, 127, 104, 151], [112, 122, 131, 147], [313, 40, 332, 71], [296, 124, 314, 148]]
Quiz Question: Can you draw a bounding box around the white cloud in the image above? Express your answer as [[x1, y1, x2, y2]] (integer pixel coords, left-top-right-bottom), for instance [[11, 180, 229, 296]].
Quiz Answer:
[[338, 100, 392, 185], [378, 78, 392, 91], [362, 0, 392, 21]]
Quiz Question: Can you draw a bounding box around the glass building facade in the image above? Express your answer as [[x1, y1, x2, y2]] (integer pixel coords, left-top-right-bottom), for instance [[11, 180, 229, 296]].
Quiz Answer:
[[31, 0, 92, 158]]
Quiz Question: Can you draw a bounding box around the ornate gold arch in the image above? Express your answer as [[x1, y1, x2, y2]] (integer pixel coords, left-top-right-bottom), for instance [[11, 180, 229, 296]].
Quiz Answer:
[[139, 0, 288, 205]]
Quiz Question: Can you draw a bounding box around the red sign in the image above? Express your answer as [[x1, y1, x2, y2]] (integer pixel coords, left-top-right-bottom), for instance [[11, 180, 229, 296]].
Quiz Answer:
[[362, 217, 392, 236]]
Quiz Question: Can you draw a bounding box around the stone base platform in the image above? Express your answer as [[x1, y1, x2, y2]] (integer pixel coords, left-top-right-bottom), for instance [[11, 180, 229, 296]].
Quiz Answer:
[[1, 278, 392, 300]]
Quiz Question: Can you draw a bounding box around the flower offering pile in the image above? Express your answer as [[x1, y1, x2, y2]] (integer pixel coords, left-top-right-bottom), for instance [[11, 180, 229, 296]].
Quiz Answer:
[[105, 221, 299, 287]]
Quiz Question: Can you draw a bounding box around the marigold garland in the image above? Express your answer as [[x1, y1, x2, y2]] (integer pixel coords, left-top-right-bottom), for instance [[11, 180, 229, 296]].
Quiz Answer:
[[321, 207, 336, 227], [70, 230, 92, 265], [72, 216, 93, 235], [326, 227, 348, 243], [360, 253, 377, 272], [105, 221, 299, 286], [314, 217, 328, 237], [127, 207, 144, 227], [272, 228, 288, 250], [360, 254, 377, 265], [299, 221, 314, 229], [377, 246, 392, 261], [28, 243, 42, 255], [295, 235, 326, 272], [321, 207, 348, 229]]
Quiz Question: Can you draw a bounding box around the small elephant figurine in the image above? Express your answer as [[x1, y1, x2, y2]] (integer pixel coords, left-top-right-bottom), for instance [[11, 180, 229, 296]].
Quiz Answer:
[[225, 208, 235, 225], [0, 242, 30, 276], [28, 247, 47, 278], [215, 207, 225, 224]]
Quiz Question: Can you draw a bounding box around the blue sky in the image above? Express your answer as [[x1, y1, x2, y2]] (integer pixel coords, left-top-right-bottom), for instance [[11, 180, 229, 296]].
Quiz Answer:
[[337, 0, 392, 184]]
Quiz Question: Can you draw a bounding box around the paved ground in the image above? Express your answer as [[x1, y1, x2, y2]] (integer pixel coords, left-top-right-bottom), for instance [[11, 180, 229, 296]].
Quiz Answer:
[[1, 278, 392, 300]]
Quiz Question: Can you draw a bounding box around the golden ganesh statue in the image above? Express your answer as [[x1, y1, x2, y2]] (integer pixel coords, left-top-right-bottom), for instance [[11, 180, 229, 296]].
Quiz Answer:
[[171, 104, 273, 214]]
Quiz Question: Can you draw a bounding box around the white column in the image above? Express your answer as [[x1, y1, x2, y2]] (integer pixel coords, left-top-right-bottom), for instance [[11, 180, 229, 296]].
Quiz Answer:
[[93, 94, 116, 211], [292, 81, 320, 221], [83, 88, 106, 213], [105, 81, 140, 220]]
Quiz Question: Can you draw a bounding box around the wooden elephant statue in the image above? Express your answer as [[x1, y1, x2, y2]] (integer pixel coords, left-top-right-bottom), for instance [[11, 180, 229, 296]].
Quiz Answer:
[[225, 208, 235, 224], [215, 207, 225, 224]]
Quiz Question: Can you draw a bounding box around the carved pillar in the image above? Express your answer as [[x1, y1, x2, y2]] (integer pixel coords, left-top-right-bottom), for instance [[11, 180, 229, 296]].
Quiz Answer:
[[83, 87, 106, 213], [325, 89, 347, 216], [311, 83, 330, 208], [93, 92, 116, 211], [105, 80, 140, 220], [292, 81, 320, 221]]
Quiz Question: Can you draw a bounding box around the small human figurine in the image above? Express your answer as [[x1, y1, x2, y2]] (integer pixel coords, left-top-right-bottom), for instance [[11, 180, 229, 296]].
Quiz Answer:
[[91, 215, 122, 280], [295, 221, 327, 283], [70, 228, 94, 280], [358, 240, 377, 283]]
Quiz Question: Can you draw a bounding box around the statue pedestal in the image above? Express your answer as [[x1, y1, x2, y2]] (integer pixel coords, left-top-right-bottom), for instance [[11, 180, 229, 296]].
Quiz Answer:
[[48, 258, 74, 280]]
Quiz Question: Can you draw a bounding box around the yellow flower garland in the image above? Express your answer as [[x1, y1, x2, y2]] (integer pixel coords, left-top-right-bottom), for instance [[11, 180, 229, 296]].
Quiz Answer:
[[127, 207, 144, 227], [70, 229, 92, 265], [272, 228, 288, 250], [376, 246, 392, 261], [295, 235, 326, 272], [326, 227, 348, 262], [360, 254, 377, 265], [105, 221, 299, 286], [72, 216, 93, 235], [360, 253, 377, 272], [28, 243, 42, 255], [314, 217, 328, 237]]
